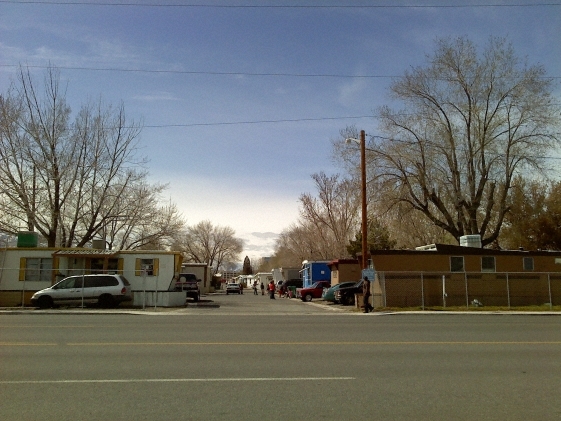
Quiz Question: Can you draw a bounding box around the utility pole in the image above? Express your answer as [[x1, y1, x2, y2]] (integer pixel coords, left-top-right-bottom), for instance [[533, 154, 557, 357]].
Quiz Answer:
[[360, 130, 368, 269]]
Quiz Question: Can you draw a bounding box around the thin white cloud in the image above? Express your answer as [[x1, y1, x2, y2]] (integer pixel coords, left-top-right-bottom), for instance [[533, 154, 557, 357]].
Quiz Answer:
[[338, 77, 368, 108], [133, 92, 181, 102]]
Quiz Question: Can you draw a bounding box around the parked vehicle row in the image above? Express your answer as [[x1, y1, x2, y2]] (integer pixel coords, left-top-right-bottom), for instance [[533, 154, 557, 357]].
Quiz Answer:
[[29, 274, 364, 309]]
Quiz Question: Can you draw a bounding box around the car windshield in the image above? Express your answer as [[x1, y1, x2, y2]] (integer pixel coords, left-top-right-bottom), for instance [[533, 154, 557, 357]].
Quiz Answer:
[[54, 277, 83, 289]]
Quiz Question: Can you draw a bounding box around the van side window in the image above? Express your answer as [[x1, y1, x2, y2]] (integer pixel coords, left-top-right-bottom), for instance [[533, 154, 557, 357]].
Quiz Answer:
[[84, 277, 97, 288], [101, 276, 118, 287]]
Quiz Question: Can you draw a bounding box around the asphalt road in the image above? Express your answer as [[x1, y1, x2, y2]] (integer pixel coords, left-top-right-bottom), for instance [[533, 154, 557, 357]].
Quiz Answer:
[[1, 292, 561, 421]]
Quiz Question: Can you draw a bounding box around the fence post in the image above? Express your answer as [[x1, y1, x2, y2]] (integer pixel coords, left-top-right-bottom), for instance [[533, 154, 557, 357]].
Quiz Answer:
[[380, 272, 386, 307], [506, 272, 510, 309], [421, 272, 425, 311], [465, 272, 469, 309], [548, 273, 552, 310], [21, 275, 26, 308], [442, 275, 446, 308]]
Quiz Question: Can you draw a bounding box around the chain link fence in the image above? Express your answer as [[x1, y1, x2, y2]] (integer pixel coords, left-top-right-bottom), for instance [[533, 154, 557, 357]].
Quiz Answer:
[[376, 271, 561, 310]]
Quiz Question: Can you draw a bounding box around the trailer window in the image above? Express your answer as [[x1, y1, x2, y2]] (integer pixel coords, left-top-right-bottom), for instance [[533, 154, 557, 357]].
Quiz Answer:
[[23, 258, 53, 282], [450, 256, 464, 272], [481, 256, 496, 272]]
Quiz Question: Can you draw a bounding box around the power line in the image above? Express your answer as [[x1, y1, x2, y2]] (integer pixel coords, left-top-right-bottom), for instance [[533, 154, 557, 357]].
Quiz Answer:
[[1, 65, 560, 79], [0, 64, 396, 79], [1, 1, 560, 8], [143, 115, 374, 128]]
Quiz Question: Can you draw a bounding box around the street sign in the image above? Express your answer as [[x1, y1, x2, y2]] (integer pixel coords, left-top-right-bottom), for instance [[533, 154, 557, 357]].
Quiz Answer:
[[362, 268, 375, 281]]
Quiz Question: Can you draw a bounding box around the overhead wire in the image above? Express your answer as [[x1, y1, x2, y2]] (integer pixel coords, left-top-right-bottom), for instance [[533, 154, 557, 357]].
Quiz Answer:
[[1, 1, 561, 8], [1, 2, 559, 130]]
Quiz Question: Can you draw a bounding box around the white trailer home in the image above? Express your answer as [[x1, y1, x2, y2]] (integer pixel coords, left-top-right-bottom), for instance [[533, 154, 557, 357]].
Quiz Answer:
[[253, 272, 273, 287], [272, 267, 300, 283], [0, 244, 184, 307]]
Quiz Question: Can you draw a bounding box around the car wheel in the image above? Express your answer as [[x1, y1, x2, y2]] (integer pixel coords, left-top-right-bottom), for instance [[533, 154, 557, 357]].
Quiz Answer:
[[304, 293, 313, 302], [343, 295, 354, 306], [193, 293, 199, 302], [98, 294, 114, 308], [37, 295, 53, 309]]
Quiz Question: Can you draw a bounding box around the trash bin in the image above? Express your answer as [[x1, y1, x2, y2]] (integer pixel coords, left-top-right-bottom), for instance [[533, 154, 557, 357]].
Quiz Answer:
[[288, 286, 297, 298]]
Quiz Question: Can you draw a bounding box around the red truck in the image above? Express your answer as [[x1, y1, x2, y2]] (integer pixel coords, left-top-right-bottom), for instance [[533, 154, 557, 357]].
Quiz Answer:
[[296, 280, 331, 302]]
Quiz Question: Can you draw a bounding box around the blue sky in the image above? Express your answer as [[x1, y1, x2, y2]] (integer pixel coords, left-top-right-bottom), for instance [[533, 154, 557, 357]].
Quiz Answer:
[[1, 1, 560, 261]]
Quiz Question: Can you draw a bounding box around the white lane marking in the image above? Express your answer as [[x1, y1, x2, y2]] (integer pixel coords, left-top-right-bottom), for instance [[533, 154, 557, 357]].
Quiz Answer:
[[1, 377, 355, 384]]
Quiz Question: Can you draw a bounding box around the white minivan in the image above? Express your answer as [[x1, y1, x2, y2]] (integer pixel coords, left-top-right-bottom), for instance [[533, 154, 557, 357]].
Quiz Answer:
[[30, 274, 132, 309]]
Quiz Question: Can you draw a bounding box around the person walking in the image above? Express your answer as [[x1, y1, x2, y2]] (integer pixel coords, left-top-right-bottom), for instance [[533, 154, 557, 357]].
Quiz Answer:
[[268, 280, 276, 299], [253, 281, 258, 295], [362, 276, 372, 313], [260, 282, 265, 295]]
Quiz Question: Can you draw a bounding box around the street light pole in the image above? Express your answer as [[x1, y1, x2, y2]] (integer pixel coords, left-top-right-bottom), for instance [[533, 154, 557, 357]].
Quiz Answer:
[[359, 130, 368, 269]]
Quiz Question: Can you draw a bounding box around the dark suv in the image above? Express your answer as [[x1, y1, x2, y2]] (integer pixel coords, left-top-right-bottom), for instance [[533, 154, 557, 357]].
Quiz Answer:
[[174, 273, 201, 302], [334, 279, 363, 305]]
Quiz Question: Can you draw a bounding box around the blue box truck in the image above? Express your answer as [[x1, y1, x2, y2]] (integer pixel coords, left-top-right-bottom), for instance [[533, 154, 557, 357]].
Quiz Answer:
[[301, 260, 331, 288]]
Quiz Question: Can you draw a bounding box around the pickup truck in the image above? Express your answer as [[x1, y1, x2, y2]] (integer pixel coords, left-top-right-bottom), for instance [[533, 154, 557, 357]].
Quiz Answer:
[[296, 280, 331, 302], [174, 273, 201, 302]]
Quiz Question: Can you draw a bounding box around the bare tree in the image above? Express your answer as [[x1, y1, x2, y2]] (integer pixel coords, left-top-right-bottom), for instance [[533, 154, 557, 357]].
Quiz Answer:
[[178, 220, 243, 274], [0, 65, 183, 248], [384, 203, 454, 248], [370, 36, 560, 247], [272, 222, 325, 264], [298, 172, 360, 258]]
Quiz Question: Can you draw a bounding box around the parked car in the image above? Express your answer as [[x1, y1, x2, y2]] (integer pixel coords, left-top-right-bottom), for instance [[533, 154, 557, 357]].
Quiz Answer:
[[322, 281, 357, 302], [296, 280, 331, 302], [30, 274, 132, 309], [226, 282, 241, 295], [174, 273, 201, 302], [334, 279, 364, 306]]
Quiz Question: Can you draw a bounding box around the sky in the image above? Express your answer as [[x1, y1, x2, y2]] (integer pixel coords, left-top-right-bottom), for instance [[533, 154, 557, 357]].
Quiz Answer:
[[1, 0, 560, 262]]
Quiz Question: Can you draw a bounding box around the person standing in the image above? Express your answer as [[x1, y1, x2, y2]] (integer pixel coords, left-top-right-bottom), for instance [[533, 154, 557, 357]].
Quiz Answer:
[[260, 282, 265, 295], [253, 281, 258, 295], [268, 280, 276, 299], [362, 276, 372, 313]]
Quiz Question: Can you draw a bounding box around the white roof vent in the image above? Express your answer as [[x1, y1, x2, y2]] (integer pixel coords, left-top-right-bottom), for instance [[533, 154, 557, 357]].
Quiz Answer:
[[460, 235, 482, 248], [415, 244, 437, 251]]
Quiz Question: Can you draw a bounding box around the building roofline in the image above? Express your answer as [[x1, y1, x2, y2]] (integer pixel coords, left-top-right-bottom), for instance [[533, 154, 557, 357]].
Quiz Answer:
[[370, 244, 561, 257]]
